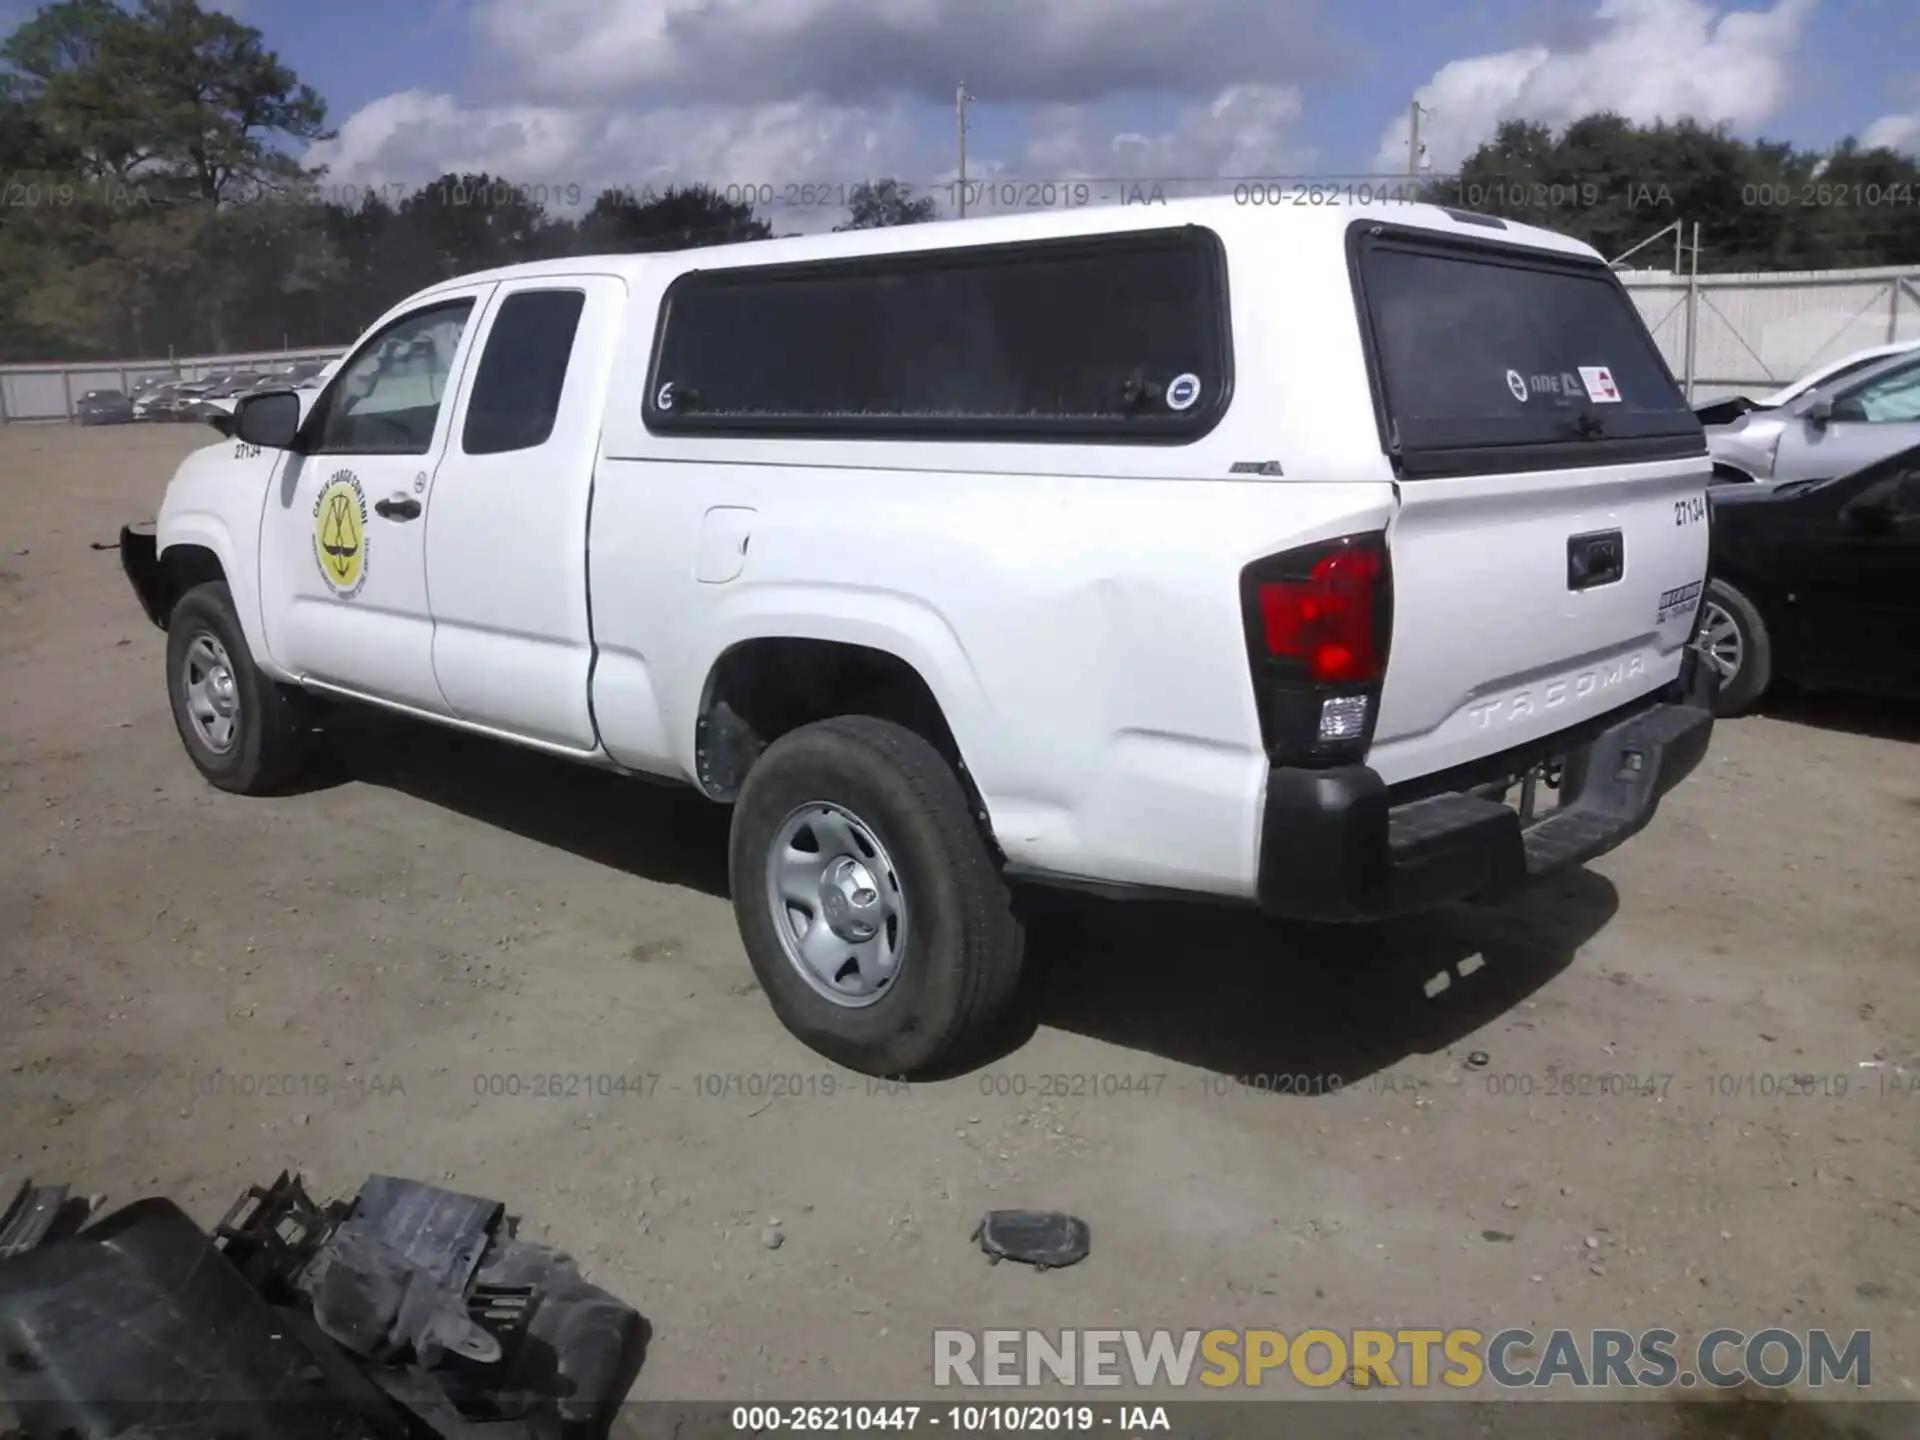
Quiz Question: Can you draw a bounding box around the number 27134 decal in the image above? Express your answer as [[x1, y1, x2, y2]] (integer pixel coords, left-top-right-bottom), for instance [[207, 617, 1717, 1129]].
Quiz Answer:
[[1674, 495, 1706, 527]]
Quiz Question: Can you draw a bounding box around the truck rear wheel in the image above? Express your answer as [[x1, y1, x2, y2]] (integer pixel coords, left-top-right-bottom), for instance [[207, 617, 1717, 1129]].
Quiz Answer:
[[165, 581, 314, 794], [728, 716, 1024, 1077]]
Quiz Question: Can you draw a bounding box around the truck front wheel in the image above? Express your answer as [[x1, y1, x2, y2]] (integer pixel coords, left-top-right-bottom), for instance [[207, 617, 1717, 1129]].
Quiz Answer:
[[165, 581, 314, 794], [728, 715, 1025, 1077]]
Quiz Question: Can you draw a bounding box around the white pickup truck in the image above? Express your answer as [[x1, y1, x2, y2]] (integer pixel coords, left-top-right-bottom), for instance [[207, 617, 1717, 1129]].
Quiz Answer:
[[121, 197, 1717, 1075]]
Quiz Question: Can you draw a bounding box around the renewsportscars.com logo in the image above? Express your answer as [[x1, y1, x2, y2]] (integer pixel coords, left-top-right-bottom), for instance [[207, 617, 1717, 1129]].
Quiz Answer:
[[932, 1328, 1872, 1391]]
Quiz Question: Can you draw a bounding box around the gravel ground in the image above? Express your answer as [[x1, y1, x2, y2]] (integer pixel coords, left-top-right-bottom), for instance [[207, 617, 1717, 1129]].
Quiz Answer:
[[2, 422, 1917, 1425]]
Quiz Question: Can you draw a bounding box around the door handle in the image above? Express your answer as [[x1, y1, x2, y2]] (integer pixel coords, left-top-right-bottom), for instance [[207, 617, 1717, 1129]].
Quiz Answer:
[[374, 496, 422, 521]]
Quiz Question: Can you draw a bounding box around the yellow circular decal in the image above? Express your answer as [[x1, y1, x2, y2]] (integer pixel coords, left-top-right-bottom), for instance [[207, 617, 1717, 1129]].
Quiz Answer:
[[312, 470, 369, 599]]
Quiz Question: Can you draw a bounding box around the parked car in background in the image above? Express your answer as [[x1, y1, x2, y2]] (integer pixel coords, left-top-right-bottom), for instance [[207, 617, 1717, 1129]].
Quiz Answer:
[[75, 388, 136, 425], [1706, 347, 1920, 487], [284, 359, 332, 389], [136, 382, 190, 421], [1694, 340, 1920, 427], [207, 371, 266, 401], [185, 373, 270, 423], [1700, 442, 1920, 714], [155, 378, 218, 421], [130, 377, 178, 420]]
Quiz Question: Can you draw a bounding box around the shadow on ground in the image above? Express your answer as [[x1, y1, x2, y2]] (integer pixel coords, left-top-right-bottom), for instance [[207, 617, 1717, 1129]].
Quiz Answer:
[[1000, 866, 1613, 1087], [317, 709, 1616, 1088], [1753, 688, 1920, 744], [310, 708, 735, 900]]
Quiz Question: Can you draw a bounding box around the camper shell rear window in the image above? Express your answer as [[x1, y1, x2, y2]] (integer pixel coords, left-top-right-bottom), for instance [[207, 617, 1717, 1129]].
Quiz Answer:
[[1348, 224, 1704, 478]]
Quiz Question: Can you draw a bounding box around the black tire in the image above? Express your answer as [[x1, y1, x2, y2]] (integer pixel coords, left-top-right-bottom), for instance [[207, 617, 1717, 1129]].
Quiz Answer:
[[165, 581, 314, 794], [1699, 577, 1772, 716], [728, 716, 1024, 1077]]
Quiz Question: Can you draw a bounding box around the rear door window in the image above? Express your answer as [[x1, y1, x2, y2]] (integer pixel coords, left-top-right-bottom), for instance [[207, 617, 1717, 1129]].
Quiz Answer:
[[1352, 228, 1702, 476], [463, 289, 588, 454]]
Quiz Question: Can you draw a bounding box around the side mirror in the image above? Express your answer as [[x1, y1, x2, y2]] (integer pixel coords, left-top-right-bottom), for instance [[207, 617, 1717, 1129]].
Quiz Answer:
[[234, 390, 302, 450], [1807, 397, 1834, 427]]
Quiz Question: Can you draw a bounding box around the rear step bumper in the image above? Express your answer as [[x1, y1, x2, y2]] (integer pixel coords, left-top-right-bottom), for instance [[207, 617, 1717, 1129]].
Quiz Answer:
[[1257, 650, 1716, 921]]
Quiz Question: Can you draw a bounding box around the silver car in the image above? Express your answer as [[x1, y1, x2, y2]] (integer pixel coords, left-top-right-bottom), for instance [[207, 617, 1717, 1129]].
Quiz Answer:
[[1709, 346, 1920, 486]]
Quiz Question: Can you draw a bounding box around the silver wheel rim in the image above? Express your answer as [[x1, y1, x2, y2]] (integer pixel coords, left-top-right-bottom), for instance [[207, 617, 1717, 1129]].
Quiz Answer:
[[764, 802, 908, 1009], [180, 632, 241, 754], [1697, 600, 1744, 686]]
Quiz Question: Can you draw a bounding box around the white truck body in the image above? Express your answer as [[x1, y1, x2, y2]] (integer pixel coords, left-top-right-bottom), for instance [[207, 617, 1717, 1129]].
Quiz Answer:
[[124, 196, 1717, 1072]]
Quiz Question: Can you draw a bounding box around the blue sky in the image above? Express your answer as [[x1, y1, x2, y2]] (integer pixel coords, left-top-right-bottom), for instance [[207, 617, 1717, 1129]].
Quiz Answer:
[[6, 0, 1917, 215]]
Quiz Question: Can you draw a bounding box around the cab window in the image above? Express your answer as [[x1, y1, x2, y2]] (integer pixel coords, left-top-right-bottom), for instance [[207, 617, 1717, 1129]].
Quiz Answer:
[[311, 300, 475, 455]]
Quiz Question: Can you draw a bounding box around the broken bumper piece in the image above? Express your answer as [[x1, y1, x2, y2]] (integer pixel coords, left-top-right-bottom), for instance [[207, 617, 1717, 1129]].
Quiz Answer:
[[0, 1171, 648, 1440]]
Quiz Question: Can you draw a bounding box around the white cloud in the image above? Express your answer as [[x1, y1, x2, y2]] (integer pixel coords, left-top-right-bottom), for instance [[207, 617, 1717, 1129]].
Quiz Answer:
[[473, 0, 1345, 109], [1863, 111, 1920, 152], [304, 91, 933, 229], [301, 0, 1327, 231], [1372, 0, 1818, 173], [1013, 86, 1315, 185], [1864, 77, 1920, 153], [306, 80, 1320, 227]]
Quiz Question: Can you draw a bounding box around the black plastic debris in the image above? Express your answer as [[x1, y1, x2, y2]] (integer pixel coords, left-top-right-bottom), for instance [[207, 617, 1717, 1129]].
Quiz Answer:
[[301, 1175, 506, 1367], [973, 1210, 1091, 1271], [0, 1181, 92, 1260], [0, 1170, 648, 1440]]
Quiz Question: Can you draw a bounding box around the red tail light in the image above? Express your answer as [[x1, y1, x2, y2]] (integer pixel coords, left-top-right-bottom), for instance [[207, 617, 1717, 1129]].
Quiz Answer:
[[1240, 532, 1393, 767], [1256, 544, 1384, 683]]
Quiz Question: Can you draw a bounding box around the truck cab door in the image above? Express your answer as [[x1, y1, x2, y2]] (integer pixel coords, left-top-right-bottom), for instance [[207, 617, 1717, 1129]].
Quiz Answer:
[[424, 275, 626, 750], [258, 286, 494, 714]]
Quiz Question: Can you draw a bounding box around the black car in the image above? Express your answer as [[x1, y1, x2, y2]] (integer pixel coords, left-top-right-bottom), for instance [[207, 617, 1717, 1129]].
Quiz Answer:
[[1702, 442, 1920, 714], [75, 388, 135, 425]]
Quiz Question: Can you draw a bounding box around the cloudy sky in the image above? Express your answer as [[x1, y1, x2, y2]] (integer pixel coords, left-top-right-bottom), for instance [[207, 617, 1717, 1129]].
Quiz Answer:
[[21, 0, 1919, 220]]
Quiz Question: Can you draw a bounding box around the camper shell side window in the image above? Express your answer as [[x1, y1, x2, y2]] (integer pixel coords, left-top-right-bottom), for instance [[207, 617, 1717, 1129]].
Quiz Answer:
[[643, 224, 1234, 444]]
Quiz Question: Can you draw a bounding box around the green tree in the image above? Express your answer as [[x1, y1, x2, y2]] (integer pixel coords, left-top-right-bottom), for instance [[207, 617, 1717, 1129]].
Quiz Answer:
[[1428, 114, 1920, 270], [396, 171, 572, 277], [1, 0, 337, 356], [3, 0, 329, 200], [835, 178, 936, 230], [576, 183, 770, 251]]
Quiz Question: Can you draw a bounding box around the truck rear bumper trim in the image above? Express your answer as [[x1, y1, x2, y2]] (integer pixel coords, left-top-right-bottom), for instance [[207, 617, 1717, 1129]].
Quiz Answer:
[[1256, 650, 1716, 921]]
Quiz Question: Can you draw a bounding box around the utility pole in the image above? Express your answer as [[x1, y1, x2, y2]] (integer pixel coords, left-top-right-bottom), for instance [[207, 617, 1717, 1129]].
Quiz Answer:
[[1682, 221, 1702, 402], [1408, 100, 1431, 177], [956, 81, 972, 219]]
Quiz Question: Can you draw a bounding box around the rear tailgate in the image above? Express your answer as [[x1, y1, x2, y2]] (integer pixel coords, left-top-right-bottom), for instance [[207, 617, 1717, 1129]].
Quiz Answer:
[[1349, 223, 1711, 786]]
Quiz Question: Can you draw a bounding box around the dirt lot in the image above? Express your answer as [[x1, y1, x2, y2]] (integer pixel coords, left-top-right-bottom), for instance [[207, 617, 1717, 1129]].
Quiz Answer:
[[2, 422, 1918, 1416]]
